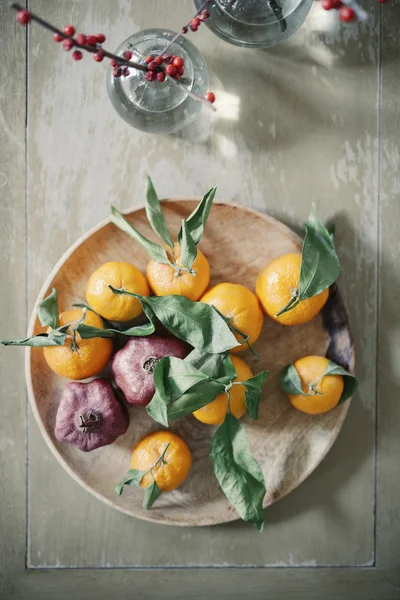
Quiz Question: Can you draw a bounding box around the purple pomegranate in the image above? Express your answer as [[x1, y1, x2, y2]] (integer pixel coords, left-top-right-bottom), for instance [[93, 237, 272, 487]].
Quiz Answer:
[[111, 335, 189, 407], [55, 379, 129, 452]]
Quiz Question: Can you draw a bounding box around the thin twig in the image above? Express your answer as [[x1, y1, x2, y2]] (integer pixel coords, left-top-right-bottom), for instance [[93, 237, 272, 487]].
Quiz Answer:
[[167, 74, 217, 112], [161, 0, 213, 55], [11, 2, 148, 71]]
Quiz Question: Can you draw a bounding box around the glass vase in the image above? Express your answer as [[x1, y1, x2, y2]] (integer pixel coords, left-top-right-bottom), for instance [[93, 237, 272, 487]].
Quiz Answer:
[[194, 0, 313, 48], [107, 29, 209, 134]]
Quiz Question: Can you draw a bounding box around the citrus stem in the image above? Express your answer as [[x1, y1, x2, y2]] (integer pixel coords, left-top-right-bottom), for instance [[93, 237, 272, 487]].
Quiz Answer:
[[69, 307, 87, 352], [275, 290, 301, 317], [226, 390, 231, 414], [308, 374, 325, 396]]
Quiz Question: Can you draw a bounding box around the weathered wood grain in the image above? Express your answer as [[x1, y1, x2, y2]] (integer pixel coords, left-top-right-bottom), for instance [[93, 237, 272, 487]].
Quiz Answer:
[[376, 0, 400, 576], [0, 1, 27, 597]]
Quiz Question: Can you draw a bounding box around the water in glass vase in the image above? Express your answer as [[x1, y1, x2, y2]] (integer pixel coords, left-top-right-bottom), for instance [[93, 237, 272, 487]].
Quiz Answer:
[[194, 0, 313, 48], [107, 29, 209, 134]]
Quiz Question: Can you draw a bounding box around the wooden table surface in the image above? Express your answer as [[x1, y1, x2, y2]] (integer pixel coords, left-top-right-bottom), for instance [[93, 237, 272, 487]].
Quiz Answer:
[[0, 1, 399, 598]]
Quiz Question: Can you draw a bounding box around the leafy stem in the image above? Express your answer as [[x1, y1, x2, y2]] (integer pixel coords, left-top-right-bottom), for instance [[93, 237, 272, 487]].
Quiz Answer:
[[69, 307, 87, 351], [275, 290, 300, 317], [226, 390, 231, 413], [211, 306, 261, 361], [115, 443, 170, 508]]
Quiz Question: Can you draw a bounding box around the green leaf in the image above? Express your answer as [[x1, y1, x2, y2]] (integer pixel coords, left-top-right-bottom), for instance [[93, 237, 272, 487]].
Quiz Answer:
[[167, 379, 225, 420], [78, 302, 157, 339], [216, 354, 237, 386], [210, 413, 266, 531], [77, 320, 155, 339], [109, 288, 240, 354], [183, 186, 217, 245], [146, 388, 169, 427], [0, 324, 70, 347], [319, 360, 359, 403], [242, 371, 269, 420], [185, 349, 225, 378], [144, 295, 239, 354], [154, 357, 211, 402], [178, 219, 198, 273], [148, 357, 218, 425], [37, 288, 60, 329], [299, 204, 340, 300], [110, 205, 171, 265], [280, 364, 311, 396], [143, 479, 161, 510], [144, 175, 174, 250], [115, 469, 146, 496]]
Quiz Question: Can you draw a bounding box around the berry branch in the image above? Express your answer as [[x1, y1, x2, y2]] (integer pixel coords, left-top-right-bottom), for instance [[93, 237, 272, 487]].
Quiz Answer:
[[12, 3, 216, 109], [12, 2, 148, 70], [161, 0, 212, 55]]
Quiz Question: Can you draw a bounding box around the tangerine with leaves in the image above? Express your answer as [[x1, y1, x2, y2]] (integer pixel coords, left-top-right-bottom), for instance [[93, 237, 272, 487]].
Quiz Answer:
[[256, 253, 329, 326], [110, 176, 216, 301], [43, 308, 113, 380], [256, 206, 340, 326], [131, 431, 192, 492], [285, 356, 344, 414], [200, 283, 264, 353], [86, 261, 150, 322], [193, 355, 254, 425], [147, 242, 210, 300]]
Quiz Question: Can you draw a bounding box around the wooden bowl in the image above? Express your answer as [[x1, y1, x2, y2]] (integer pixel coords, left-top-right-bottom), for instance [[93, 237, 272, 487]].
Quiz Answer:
[[25, 200, 353, 526]]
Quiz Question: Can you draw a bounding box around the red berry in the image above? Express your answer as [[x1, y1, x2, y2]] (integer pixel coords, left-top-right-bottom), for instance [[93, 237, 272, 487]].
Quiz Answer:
[[110, 59, 118, 67], [321, 0, 334, 9], [190, 24, 199, 32], [96, 33, 106, 43], [63, 25, 76, 36], [191, 17, 201, 27], [113, 67, 123, 78], [154, 55, 163, 65], [148, 61, 158, 71], [177, 66, 184, 77], [93, 49, 105, 62], [172, 56, 184, 68], [145, 71, 156, 82], [86, 35, 97, 46], [124, 50, 133, 60], [181, 26, 188, 34], [339, 6, 356, 21], [76, 33, 87, 45], [145, 55, 154, 64], [332, 0, 343, 6], [72, 50, 83, 61], [166, 64, 177, 76], [205, 92, 216, 104], [53, 33, 63, 42], [156, 71, 166, 82], [162, 54, 173, 63], [62, 38, 75, 51], [173, 72, 180, 79], [16, 10, 31, 25], [123, 67, 130, 76]]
